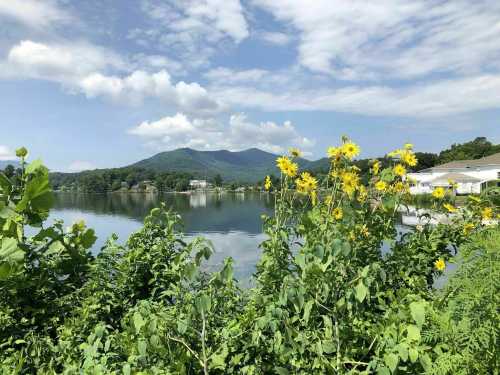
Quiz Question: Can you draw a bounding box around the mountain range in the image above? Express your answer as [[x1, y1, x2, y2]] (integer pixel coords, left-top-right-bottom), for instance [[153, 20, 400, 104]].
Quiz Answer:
[[130, 148, 328, 182]]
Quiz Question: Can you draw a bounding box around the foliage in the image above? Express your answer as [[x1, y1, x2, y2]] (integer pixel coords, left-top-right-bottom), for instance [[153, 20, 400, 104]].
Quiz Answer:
[[437, 136, 500, 164], [1, 144, 498, 374], [50, 167, 194, 193]]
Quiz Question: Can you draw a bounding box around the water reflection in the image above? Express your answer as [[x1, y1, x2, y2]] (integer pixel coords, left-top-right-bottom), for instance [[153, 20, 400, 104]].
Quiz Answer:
[[51, 192, 274, 280]]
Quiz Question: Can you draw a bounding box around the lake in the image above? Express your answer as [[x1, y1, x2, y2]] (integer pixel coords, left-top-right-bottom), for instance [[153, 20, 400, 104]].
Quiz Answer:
[[49, 192, 450, 286], [51, 192, 274, 280]]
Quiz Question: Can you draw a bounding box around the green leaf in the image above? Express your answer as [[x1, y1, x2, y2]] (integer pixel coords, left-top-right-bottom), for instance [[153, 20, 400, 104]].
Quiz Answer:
[[209, 345, 228, 370], [419, 353, 432, 371], [196, 294, 212, 314], [25, 159, 44, 175], [409, 347, 418, 363], [355, 282, 368, 303], [303, 300, 314, 323], [409, 301, 426, 328], [133, 312, 145, 332], [275, 367, 289, 375], [138, 340, 147, 357], [377, 366, 391, 375], [384, 353, 398, 373], [407, 325, 421, 342], [396, 344, 408, 361], [123, 364, 131, 375], [0, 237, 24, 279]]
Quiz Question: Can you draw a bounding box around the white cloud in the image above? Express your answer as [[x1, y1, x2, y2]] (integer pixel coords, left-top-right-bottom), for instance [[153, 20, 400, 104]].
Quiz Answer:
[[68, 161, 96, 172], [0, 0, 71, 29], [254, 0, 500, 80], [128, 113, 314, 154], [258, 31, 291, 46], [210, 74, 500, 117], [130, 0, 248, 68], [0, 146, 15, 161], [1, 40, 222, 115]]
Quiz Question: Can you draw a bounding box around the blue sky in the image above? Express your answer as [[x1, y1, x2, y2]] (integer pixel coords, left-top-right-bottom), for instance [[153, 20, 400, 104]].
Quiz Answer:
[[0, 0, 499, 171]]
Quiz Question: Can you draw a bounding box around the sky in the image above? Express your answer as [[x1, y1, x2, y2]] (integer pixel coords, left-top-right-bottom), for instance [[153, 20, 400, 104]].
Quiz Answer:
[[0, 0, 499, 172]]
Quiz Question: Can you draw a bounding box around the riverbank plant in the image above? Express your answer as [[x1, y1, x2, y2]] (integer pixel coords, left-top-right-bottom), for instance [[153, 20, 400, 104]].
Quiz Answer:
[[0, 143, 498, 374]]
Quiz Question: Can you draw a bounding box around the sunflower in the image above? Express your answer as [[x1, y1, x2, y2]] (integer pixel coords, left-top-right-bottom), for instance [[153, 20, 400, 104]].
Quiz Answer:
[[341, 171, 360, 195], [463, 223, 475, 235], [289, 147, 302, 158], [327, 146, 343, 159], [372, 160, 381, 175], [481, 207, 493, 220], [264, 176, 272, 190], [432, 187, 446, 199], [434, 258, 446, 271], [295, 172, 317, 194], [400, 150, 418, 167], [393, 164, 407, 177], [276, 156, 298, 177], [375, 180, 387, 192], [332, 207, 343, 220], [443, 203, 457, 213], [341, 142, 360, 160]]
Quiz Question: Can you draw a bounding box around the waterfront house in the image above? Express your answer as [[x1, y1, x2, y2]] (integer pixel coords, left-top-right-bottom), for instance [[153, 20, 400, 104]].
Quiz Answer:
[[407, 152, 500, 195], [189, 179, 209, 189]]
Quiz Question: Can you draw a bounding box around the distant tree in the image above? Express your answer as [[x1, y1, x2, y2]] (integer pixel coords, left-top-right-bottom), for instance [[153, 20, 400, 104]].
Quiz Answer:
[[414, 152, 438, 171], [438, 137, 500, 164], [175, 179, 189, 192], [213, 174, 223, 187], [3, 164, 15, 178], [111, 180, 122, 191]]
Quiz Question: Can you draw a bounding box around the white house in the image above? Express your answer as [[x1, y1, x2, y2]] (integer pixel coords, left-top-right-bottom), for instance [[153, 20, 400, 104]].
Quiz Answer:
[[189, 179, 209, 189], [407, 152, 500, 195]]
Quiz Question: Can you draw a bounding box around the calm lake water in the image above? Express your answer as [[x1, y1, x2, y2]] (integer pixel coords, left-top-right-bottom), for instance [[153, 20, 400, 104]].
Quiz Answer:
[[51, 192, 274, 280], [49, 192, 449, 286]]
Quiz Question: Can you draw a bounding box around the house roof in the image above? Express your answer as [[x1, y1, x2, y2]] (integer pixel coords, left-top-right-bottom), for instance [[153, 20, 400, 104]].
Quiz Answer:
[[430, 172, 481, 185], [428, 152, 500, 171]]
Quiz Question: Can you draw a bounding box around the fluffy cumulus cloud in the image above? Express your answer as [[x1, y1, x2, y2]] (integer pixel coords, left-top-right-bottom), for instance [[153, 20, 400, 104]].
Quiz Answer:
[[254, 0, 500, 80], [129, 113, 314, 154], [0, 146, 16, 161], [1, 40, 222, 115], [0, 0, 71, 29]]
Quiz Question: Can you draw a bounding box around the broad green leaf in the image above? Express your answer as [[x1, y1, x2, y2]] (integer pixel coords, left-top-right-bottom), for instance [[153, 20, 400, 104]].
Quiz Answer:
[[409, 347, 418, 363], [419, 354, 432, 371], [133, 312, 145, 332], [409, 301, 426, 328], [303, 300, 313, 323], [384, 353, 398, 373], [355, 282, 368, 303], [138, 340, 147, 357], [275, 367, 289, 375], [377, 366, 391, 375], [407, 325, 421, 342], [209, 345, 228, 370]]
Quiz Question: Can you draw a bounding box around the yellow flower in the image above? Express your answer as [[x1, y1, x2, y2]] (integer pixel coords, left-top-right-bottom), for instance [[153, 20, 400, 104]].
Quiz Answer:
[[434, 258, 446, 272], [463, 223, 475, 235], [341, 171, 360, 195], [393, 164, 407, 177], [357, 185, 368, 203], [327, 146, 343, 159], [482, 207, 493, 220], [392, 181, 408, 194], [332, 207, 343, 220], [375, 180, 387, 192], [443, 203, 457, 213], [310, 190, 318, 205], [264, 176, 272, 190], [400, 150, 418, 167], [289, 147, 302, 158], [295, 172, 317, 194], [404, 143, 413, 150], [276, 156, 298, 177], [372, 160, 380, 175], [360, 225, 370, 237], [341, 142, 360, 160], [432, 187, 446, 199]]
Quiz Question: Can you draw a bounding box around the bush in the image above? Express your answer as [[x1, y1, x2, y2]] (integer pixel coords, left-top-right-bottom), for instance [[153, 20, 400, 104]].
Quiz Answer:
[[1, 144, 498, 374]]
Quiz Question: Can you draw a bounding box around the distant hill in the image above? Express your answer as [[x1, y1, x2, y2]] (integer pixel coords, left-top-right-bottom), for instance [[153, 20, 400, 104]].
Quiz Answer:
[[0, 160, 18, 170], [130, 147, 325, 182]]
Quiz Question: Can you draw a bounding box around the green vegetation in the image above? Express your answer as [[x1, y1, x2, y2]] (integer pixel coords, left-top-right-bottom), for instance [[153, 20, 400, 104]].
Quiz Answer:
[[437, 137, 500, 164], [50, 167, 194, 193], [1, 145, 498, 374]]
